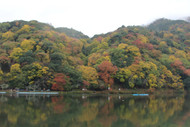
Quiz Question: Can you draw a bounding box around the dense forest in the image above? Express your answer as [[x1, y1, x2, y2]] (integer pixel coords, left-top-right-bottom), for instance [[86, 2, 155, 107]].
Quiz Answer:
[[0, 18, 189, 91]]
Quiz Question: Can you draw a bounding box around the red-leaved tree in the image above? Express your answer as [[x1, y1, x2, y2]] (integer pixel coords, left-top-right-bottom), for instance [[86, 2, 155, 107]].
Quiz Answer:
[[98, 61, 118, 88], [51, 73, 70, 91], [184, 69, 190, 76]]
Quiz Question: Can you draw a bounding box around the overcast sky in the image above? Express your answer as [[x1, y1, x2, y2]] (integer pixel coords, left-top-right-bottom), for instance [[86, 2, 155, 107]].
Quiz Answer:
[[0, 0, 190, 37]]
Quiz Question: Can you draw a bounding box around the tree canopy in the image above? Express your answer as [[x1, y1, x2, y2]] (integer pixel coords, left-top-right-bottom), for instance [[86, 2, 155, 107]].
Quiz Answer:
[[0, 19, 189, 90]]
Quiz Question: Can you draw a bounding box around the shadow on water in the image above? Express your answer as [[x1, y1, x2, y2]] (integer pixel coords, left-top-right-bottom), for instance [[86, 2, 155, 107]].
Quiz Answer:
[[0, 93, 189, 127]]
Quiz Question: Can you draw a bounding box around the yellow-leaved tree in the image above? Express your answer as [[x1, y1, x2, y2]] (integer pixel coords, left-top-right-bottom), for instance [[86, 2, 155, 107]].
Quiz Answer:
[[2, 31, 15, 41], [77, 65, 98, 87], [9, 47, 23, 62], [23, 63, 53, 90], [20, 39, 36, 52]]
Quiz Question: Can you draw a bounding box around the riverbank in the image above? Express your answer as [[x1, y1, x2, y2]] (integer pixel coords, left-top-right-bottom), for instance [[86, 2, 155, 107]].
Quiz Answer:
[[59, 88, 185, 96], [0, 88, 185, 96]]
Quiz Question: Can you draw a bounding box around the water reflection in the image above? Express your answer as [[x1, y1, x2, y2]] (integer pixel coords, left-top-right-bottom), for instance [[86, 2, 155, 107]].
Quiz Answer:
[[0, 94, 189, 127]]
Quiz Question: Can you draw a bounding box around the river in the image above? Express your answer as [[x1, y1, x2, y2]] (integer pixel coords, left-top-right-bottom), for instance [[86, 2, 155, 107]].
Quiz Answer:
[[0, 93, 189, 127]]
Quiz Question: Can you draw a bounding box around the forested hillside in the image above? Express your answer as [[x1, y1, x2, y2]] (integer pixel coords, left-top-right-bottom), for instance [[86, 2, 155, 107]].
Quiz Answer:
[[56, 27, 89, 39], [0, 19, 189, 91]]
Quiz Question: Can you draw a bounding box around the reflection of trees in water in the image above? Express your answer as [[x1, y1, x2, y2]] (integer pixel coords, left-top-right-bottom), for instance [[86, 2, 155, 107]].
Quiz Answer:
[[0, 95, 186, 127], [175, 95, 190, 127], [0, 95, 52, 127], [0, 95, 8, 102], [116, 95, 184, 127], [177, 112, 190, 127], [98, 99, 117, 127]]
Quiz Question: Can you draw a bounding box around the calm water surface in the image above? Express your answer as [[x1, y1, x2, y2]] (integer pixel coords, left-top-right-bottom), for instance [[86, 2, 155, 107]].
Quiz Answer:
[[0, 93, 189, 127]]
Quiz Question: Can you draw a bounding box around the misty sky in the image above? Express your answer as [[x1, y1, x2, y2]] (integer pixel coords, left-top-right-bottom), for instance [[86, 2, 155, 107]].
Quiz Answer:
[[1, 0, 190, 37]]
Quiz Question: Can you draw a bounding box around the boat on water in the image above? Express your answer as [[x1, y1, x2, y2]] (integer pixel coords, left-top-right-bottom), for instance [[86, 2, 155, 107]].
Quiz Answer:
[[132, 94, 149, 96]]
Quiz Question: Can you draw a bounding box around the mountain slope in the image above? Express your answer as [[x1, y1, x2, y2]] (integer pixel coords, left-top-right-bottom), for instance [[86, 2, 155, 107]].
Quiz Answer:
[[85, 19, 190, 89], [0, 20, 85, 90], [0, 19, 189, 91], [56, 27, 89, 39], [148, 18, 188, 31]]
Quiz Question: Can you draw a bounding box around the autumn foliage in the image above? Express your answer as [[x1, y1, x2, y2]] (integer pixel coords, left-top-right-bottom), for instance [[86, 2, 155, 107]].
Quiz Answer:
[[98, 61, 118, 87], [51, 73, 70, 91], [0, 19, 189, 90]]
